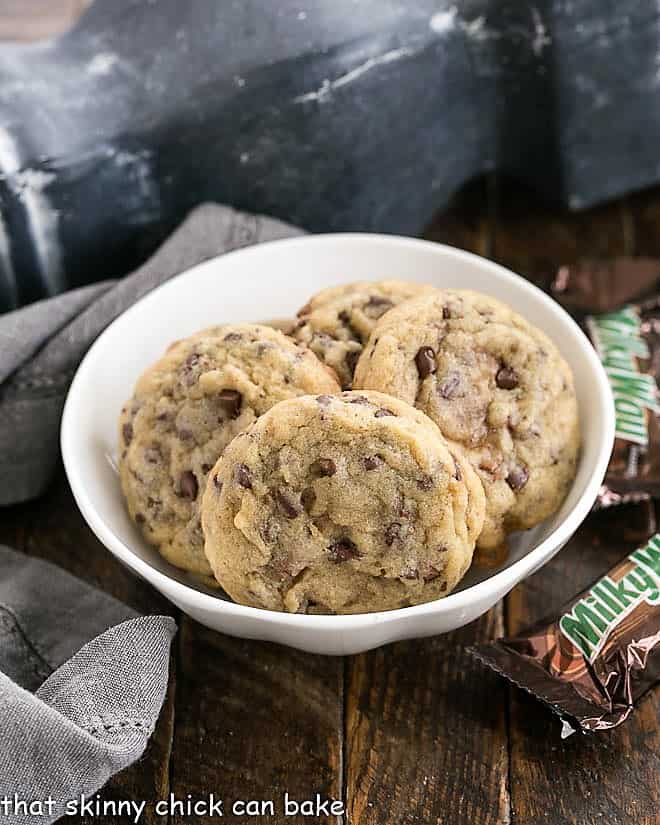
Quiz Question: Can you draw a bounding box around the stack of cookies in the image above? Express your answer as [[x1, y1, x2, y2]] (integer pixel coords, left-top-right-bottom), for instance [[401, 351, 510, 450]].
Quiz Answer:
[[119, 281, 580, 614]]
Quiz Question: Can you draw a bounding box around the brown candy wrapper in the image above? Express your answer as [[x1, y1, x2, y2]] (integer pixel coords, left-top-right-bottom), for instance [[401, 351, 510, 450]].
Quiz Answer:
[[470, 534, 660, 734], [552, 258, 660, 506]]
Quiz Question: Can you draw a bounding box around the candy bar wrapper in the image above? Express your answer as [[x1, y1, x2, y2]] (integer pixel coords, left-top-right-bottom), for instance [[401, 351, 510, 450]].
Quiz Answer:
[[552, 259, 660, 506], [470, 534, 660, 733]]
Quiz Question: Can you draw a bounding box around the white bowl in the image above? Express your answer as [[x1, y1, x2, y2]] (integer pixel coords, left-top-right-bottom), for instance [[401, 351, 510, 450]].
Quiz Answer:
[[61, 234, 614, 655]]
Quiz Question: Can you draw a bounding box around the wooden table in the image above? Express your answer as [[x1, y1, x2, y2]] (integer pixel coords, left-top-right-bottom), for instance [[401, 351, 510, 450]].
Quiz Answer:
[[2, 178, 659, 825]]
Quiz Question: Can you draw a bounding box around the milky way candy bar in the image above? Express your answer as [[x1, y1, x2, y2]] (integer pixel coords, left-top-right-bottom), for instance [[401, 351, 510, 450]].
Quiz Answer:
[[552, 260, 660, 505], [587, 299, 660, 503], [470, 535, 660, 733]]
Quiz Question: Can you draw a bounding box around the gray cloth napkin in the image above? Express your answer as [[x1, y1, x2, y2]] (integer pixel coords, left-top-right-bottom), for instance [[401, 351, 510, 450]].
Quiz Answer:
[[0, 545, 176, 825], [0, 202, 301, 506], [0, 204, 301, 821]]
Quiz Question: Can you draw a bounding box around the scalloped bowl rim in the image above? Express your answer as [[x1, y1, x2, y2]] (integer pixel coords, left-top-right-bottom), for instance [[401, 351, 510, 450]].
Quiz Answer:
[[61, 233, 614, 637]]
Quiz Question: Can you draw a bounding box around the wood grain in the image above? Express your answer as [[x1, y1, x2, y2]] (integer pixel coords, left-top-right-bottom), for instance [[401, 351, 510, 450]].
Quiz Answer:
[[492, 177, 630, 286], [0, 0, 91, 42], [346, 179, 510, 825], [345, 613, 510, 825], [495, 181, 659, 825], [169, 620, 344, 824], [2, 179, 660, 825], [506, 505, 660, 825], [423, 175, 496, 259]]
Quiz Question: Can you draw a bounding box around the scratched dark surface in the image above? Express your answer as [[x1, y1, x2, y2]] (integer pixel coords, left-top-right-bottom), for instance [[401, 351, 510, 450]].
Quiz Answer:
[[1, 176, 658, 824], [3, 2, 660, 310]]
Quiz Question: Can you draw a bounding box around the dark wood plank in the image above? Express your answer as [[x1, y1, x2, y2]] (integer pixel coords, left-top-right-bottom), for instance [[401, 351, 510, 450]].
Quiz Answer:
[[0, 0, 90, 42], [345, 613, 509, 825], [346, 178, 510, 825], [423, 175, 496, 258], [626, 185, 660, 256], [0, 470, 177, 825], [495, 180, 659, 825], [169, 620, 344, 824], [506, 504, 660, 825], [492, 177, 629, 288]]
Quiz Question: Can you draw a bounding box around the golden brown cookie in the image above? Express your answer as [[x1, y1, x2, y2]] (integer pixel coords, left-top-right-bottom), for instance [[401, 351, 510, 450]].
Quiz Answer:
[[292, 280, 434, 388], [201, 391, 485, 613], [354, 290, 580, 561], [118, 324, 340, 579]]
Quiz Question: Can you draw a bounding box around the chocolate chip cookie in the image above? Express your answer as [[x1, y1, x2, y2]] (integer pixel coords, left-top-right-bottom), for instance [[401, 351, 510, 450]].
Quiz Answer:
[[201, 391, 485, 613], [354, 290, 580, 562], [292, 281, 433, 388], [118, 324, 340, 580]]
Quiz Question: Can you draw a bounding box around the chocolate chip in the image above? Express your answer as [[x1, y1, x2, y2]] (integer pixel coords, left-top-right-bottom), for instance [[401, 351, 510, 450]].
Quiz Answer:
[[301, 487, 316, 512], [223, 332, 242, 342], [156, 411, 171, 422], [385, 522, 402, 546], [506, 465, 529, 491], [345, 350, 360, 375], [135, 512, 146, 525], [275, 488, 300, 519], [423, 566, 443, 582], [417, 475, 433, 491], [234, 463, 252, 489], [201, 463, 213, 473], [182, 353, 201, 384], [177, 427, 194, 441], [327, 538, 361, 563], [453, 458, 462, 481], [311, 458, 336, 477], [415, 346, 436, 379], [218, 389, 242, 419], [213, 474, 223, 493], [144, 445, 161, 464], [364, 295, 393, 319], [122, 422, 133, 445], [297, 301, 312, 317], [367, 295, 391, 307], [178, 470, 198, 500], [496, 366, 519, 390], [438, 372, 460, 399], [316, 395, 333, 406], [374, 408, 395, 418], [338, 310, 350, 324], [442, 305, 451, 319], [363, 455, 382, 471], [348, 395, 370, 405]]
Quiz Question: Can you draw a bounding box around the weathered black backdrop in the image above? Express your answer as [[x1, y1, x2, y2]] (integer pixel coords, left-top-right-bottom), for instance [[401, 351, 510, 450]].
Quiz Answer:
[[0, 1, 658, 310]]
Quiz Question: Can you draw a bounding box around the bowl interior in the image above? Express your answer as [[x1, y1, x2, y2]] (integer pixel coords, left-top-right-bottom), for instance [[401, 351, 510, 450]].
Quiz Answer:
[[62, 234, 612, 611]]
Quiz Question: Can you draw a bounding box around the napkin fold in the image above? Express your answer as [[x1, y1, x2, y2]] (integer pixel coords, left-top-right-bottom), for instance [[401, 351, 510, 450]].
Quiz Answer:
[[0, 204, 302, 822], [0, 546, 176, 825], [0, 203, 301, 506]]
